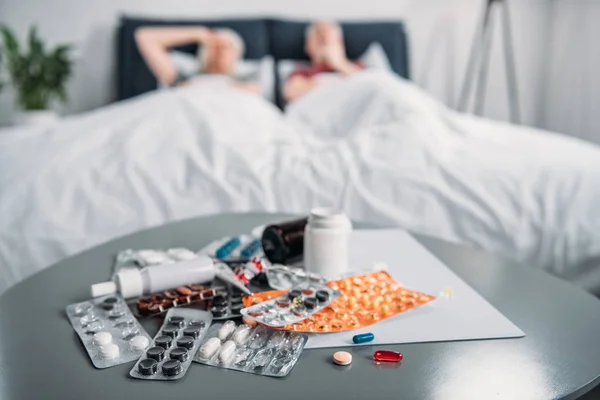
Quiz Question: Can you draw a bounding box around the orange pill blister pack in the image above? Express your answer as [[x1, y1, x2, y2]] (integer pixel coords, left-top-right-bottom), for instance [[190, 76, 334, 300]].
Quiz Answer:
[[242, 271, 435, 333]]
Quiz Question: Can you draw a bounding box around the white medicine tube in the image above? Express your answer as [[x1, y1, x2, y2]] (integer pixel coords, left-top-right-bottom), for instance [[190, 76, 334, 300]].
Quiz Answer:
[[91, 255, 216, 299]]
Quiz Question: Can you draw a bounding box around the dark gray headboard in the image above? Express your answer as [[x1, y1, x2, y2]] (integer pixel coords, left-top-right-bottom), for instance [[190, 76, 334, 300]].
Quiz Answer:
[[117, 17, 410, 102]]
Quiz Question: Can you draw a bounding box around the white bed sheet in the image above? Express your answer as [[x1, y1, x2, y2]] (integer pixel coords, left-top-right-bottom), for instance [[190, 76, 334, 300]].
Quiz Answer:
[[1, 71, 600, 295]]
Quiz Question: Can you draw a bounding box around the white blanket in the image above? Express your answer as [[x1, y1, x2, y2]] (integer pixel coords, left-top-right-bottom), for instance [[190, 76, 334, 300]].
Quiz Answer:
[[2, 71, 600, 295]]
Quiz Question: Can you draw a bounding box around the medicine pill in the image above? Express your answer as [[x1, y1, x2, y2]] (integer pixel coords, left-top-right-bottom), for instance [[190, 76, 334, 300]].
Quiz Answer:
[[212, 293, 227, 306], [130, 335, 150, 351], [333, 351, 352, 366], [147, 346, 165, 361], [316, 290, 329, 302], [219, 340, 236, 364], [215, 238, 241, 259], [199, 337, 221, 359], [288, 289, 302, 300], [232, 325, 251, 345], [161, 324, 179, 338], [182, 327, 201, 339], [138, 358, 158, 375], [211, 307, 228, 318], [93, 331, 112, 346], [155, 335, 172, 349], [168, 316, 185, 328], [162, 360, 183, 376], [352, 333, 375, 344], [276, 298, 291, 308], [99, 343, 120, 359], [170, 347, 189, 362], [218, 321, 236, 340], [304, 297, 318, 310], [240, 239, 261, 258], [373, 350, 403, 362], [189, 320, 206, 329], [177, 336, 194, 350]]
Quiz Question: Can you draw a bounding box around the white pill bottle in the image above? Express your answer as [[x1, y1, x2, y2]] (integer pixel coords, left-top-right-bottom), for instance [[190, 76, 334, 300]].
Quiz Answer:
[[303, 208, 353, 279]]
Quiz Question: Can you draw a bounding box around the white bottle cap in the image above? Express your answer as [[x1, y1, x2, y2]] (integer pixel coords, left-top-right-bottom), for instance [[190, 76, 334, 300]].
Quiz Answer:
[[90, 281, 117, 298], [115, 268, 144, 299]]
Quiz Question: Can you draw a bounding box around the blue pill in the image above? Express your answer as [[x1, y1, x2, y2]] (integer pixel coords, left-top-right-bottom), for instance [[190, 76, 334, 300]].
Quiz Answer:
[[240, 239, 261, 258], [215, 238, 241, 259], [352, 333, 374, 344]]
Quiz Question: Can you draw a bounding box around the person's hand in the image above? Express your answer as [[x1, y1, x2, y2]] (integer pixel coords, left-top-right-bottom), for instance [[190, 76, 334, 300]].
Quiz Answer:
[[321, 45, 352, 72], [196, 27, 213, 44]]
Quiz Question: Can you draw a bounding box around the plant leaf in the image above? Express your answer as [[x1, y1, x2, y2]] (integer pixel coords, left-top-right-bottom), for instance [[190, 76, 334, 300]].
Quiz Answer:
[[1, 26, 19, 56]]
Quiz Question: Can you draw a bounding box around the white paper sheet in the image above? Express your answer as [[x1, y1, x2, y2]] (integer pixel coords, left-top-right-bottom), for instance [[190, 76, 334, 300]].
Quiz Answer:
[[303, 229, 525, 349]]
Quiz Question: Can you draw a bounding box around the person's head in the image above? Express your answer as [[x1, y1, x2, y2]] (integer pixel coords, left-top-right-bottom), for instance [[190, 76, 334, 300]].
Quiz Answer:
[[198, 28, 245, 74], [305, 20, 344, 64]]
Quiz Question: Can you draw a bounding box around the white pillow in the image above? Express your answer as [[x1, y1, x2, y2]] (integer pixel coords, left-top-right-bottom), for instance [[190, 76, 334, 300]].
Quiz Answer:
[[162, 51, 275, 101], [276, 42, 392, 100]]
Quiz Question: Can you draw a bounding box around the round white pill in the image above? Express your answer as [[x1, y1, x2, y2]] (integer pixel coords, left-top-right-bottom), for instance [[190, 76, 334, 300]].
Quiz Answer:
[[333, 351, 352, 366], [99, 343, 120, 359], [218, 321, 236, 341], [129, 335, 150, 351], [219, 340, 236, 364], [93, 331, 112, 346], [199, 337, 221, 359], [232, 325, 251, 345]]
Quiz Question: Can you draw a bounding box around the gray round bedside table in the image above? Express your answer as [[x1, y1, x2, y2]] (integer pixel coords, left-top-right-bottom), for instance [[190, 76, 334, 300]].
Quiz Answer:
[[1, 213, 600, 400]]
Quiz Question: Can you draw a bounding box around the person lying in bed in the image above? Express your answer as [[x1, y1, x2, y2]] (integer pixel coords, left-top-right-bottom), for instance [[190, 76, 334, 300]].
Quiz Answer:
[[135, 26, 260, 93], [283, 21, 364, 103]]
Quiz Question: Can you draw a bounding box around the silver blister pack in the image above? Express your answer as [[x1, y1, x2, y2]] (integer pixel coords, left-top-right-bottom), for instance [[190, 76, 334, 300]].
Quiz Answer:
[[240, 282, 341, 327], [209, 284, 245, 321], [129, 308, 212, 381], [65, 294, 152, 369], [194, 321, 308, 377]]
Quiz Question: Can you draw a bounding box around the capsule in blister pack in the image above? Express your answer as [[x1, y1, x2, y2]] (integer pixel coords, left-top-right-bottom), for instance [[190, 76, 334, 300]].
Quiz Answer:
[[129, 308, 212, 381], [240, 282, 340, 327], [209, 285, 245, 320], [65, 294, 152, 369], [194, 321, 308, 377], [135, 284, 220, 317]]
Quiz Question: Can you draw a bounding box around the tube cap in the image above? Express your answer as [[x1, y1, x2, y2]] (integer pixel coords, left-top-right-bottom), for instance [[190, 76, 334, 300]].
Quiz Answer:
[[91, 281, 117, 298], [116, 269, 144, 298]]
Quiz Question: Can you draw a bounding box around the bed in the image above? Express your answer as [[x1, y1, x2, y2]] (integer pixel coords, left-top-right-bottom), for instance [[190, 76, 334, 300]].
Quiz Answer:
[[1, 18, 600, 297]]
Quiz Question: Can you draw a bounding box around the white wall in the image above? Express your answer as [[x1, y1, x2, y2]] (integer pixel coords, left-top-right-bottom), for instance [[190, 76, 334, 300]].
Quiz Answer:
[[539, 1, 599, 144], [0, 0, 552, 135]]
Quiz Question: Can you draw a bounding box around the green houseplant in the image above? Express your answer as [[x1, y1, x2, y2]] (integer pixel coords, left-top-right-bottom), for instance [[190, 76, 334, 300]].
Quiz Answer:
[[1, 25, 72, 124]]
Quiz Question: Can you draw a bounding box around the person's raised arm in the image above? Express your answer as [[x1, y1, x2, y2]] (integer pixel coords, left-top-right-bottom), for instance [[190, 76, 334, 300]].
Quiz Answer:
[[135, 27, 211, 85]]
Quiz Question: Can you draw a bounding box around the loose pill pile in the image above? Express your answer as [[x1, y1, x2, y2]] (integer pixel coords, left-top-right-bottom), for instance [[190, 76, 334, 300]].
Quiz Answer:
[[194, 321, 308, 377], [129, 308, 212, 381], [65, 294, 153, 368], [240, 283, 341, 328], [243, 270, 435, 333]]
